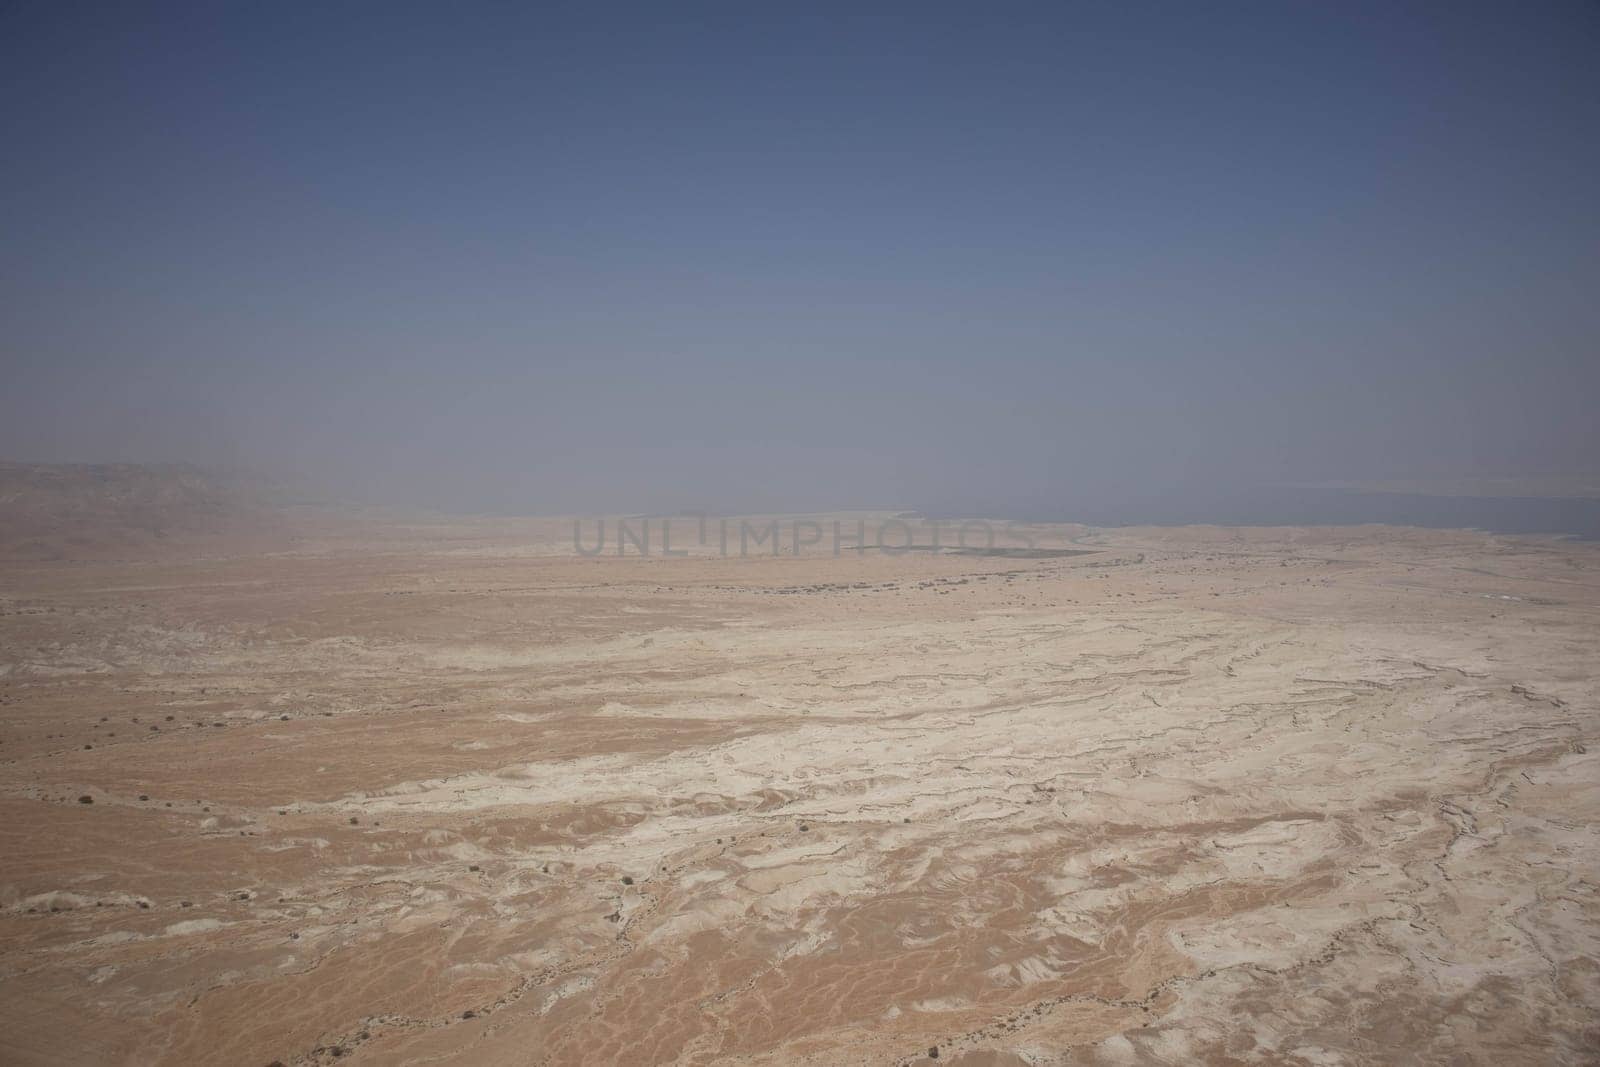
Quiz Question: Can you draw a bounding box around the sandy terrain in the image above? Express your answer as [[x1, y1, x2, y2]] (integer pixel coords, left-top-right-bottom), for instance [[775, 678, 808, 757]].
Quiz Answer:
[[1, 511, 1597, 1065]]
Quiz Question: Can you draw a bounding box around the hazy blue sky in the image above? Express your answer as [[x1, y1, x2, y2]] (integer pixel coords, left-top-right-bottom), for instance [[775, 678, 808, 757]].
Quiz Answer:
[[3, 2, 1596, 515]]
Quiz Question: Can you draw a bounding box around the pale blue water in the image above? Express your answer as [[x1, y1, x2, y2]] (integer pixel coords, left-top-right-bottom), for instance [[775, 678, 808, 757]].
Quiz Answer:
[[1003, 488, 1600, 541]]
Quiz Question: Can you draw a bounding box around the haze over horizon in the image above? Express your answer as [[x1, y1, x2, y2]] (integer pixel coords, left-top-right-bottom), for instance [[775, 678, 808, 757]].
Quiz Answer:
[[4, 2, 1597, 517]]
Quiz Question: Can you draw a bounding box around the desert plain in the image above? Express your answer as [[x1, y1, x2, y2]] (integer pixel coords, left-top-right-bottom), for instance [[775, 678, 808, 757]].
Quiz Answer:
[[1, 499, 1598, 1065]]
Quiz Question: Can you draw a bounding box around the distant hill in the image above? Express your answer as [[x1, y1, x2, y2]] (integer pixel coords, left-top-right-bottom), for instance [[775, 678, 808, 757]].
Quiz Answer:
[[0, 462, 314, 560]]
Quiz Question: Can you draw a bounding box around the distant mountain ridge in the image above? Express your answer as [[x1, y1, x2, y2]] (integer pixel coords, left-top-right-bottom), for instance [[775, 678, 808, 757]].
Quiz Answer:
[[0, 462, 312, 559]]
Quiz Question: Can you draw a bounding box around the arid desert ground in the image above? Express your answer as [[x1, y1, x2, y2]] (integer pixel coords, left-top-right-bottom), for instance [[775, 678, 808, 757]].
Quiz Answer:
[[2, 502, 1598, 1065]]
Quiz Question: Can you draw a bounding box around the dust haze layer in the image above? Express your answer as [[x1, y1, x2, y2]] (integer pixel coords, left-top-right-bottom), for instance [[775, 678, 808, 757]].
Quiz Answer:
[[3, 4, 1598, 515]]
